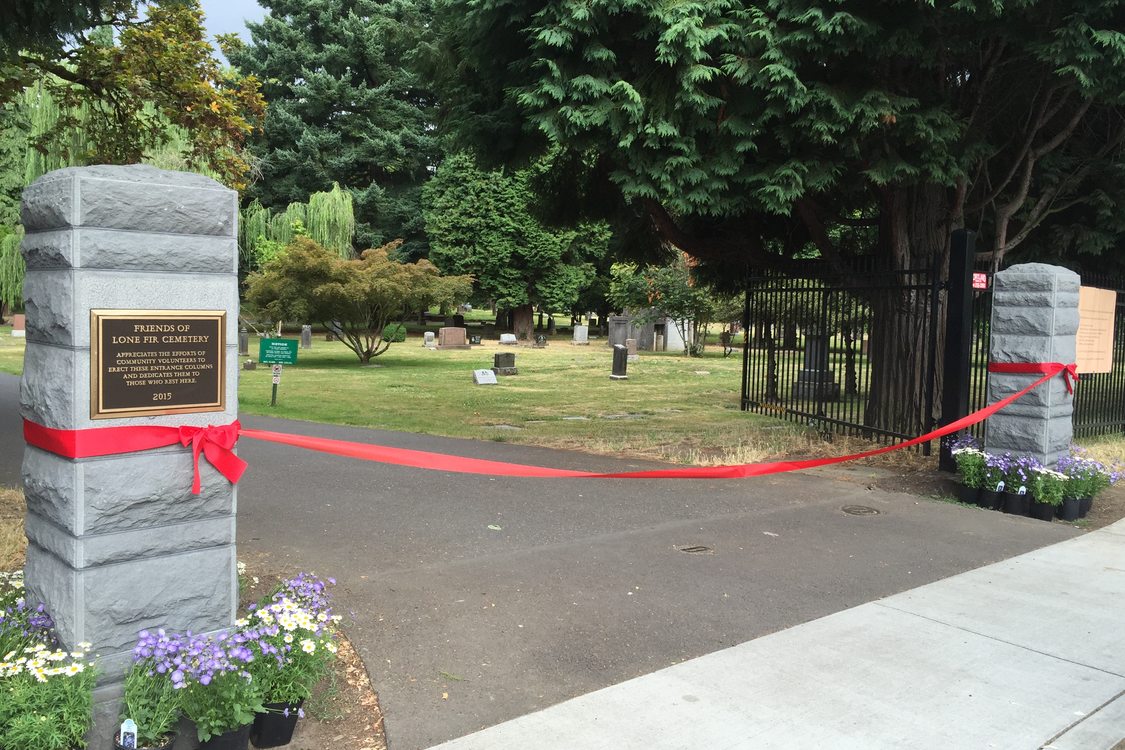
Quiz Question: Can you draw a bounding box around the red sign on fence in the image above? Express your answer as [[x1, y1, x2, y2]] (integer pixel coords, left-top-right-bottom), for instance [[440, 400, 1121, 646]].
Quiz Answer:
[[972, 272, 990, 290]]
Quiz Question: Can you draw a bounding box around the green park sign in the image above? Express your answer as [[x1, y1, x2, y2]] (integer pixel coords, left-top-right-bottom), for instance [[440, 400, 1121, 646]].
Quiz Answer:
[[258, 338, 299, 365]]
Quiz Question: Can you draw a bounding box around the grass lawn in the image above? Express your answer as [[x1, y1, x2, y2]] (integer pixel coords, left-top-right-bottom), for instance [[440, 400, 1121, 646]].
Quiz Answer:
[[241, 333, 816, 466]]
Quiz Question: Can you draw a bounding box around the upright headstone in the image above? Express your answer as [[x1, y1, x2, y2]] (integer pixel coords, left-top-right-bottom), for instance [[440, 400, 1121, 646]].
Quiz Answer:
[[625, 338, 639, 363], [499, 333, 518, 345], [300, 324, 312, 349], [493, 351, 517, 375], [572, 324, 589, 345], [794, 332, 840, 401], [608, 315, 631, 347], [611, 344, 629, 380], [984, 263, 1079, 467], [238, 326, 249, 356], [19, 165, 240, 744], [423, 331, 436, 349], [437, 326, 470, 350]]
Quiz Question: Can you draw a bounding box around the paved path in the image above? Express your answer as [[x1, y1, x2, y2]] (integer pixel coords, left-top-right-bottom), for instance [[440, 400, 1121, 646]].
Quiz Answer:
[[430, 519, 1125, 749], [0, 374, 1088, 748]]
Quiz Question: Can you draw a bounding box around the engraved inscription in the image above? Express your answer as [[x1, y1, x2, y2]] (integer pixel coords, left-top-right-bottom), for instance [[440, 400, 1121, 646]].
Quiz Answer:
[[92, 311, 225, 418]]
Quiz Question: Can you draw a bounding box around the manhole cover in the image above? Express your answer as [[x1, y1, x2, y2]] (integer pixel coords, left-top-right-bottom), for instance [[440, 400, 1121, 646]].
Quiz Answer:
[[678, 545, 714, 554], [841, 505, 880, 516]]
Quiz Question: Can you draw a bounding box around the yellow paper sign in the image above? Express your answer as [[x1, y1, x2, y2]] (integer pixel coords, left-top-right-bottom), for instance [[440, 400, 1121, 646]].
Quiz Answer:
[[1076, 286, 1117, 374]]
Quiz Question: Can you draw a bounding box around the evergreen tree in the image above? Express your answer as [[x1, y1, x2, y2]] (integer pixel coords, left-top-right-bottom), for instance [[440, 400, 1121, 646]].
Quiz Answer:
[[423, 152, 609, 339], [225, 0, 440, 256], [430, 0, 1125, 433]]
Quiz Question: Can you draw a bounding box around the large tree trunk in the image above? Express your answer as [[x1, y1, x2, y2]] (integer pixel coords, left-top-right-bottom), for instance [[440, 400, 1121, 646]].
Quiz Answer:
[[863, 184, 951, 438], [512, 303, 534, 340]]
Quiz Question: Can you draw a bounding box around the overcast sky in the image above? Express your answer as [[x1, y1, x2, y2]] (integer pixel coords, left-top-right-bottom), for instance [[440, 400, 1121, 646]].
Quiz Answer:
[[197, 0, 266, 45]]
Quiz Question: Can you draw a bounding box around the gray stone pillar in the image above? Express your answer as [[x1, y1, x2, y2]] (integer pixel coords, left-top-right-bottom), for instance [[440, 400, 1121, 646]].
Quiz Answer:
[[300, 323, 312, 349], [983, 262, 1078, 467], [19, 165, 240, 744]]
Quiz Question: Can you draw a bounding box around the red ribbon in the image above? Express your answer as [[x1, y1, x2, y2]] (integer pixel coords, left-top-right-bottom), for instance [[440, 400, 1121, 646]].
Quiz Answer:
[[988, 361, 1078, 394], [22, 362, 1076, 486], [24, 420, 247, 494]]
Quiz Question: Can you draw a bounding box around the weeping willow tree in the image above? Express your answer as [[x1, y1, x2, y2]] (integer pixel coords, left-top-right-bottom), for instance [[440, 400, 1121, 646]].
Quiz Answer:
[[0, 226, 26, 318], [238, 186, 357, 278], [306, 183, 354, 259]]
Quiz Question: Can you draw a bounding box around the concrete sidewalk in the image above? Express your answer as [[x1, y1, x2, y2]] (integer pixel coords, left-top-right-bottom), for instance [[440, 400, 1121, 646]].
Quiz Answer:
[[430, 519, 1125, 749]]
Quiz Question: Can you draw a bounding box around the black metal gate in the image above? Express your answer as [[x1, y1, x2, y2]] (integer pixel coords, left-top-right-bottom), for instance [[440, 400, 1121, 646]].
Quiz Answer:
[[740, 258, 943, 449]]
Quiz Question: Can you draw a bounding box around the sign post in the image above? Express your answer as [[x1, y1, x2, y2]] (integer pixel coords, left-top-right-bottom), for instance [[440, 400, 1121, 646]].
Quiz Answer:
[[258, 338, 298, 407]]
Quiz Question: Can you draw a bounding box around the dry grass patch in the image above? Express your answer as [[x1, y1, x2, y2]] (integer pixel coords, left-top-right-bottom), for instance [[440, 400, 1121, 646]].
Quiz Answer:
[[0, 486, 25, 571]]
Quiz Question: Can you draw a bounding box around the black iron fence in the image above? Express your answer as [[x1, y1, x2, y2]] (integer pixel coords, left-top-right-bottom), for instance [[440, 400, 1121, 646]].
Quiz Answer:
[[967, 270, 1124, 441], [740, 258, 942, 448]]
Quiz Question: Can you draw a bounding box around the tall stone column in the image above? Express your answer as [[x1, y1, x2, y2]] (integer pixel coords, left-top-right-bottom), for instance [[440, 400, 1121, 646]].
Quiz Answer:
[[983, 263, 1079, 467], [19, 165, 240, 744]]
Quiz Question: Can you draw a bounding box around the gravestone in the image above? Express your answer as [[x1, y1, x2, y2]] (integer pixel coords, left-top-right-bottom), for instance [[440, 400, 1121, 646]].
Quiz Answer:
[[794, 333, 840, 400], [423, 331, 436, 349], [611, 344, 629, 380], [469, 334, 482, 345], [547, 316, 556, 335], [984, 263, 1079, 467], [572, 324, 589, 345], [437, 326, 470, 350], [493, 351, 518, 376], [19, 165, 240, 747], [453, 314, 466, 327], [238, 327, 249, 356], [534, 333, 548, 348], [500, 333, 518, 345], [243, 358, 257, 371], [608, 315, 631, 347], [300, 324, 312, 349], [473, 368, 498, 385], [625, 338, 639, 363]]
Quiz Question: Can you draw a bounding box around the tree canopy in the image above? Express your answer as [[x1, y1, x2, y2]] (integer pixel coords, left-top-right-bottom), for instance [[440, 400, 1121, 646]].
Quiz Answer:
[[245, 237, 472, 363], [431, 0, 1125, 277], [423, 151, 610, 338], [226, 0, 440, 256], [2, 1, 265, 189]]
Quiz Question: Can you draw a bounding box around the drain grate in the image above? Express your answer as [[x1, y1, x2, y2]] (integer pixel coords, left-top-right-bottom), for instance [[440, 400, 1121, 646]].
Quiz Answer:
[[841, 505, 880, 516], [678, 545, 714, 554]]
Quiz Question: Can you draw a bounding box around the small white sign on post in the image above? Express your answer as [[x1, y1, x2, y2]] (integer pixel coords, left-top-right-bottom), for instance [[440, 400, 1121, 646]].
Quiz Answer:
[[473, 369, 498, 385]]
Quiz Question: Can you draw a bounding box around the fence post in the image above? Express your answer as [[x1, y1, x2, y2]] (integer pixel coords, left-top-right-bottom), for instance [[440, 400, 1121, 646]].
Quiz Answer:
[[938, 229, 976, 472]]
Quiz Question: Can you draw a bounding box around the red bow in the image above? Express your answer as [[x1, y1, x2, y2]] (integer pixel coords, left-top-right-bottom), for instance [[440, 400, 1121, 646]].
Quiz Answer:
[[24, 419, 246, 495], [987, 362, 1078, 394], [178, 423, 247, 494]]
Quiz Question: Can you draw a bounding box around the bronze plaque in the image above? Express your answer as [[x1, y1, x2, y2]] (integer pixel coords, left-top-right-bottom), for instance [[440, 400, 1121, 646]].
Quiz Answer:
[[91, 309, 225, 419]]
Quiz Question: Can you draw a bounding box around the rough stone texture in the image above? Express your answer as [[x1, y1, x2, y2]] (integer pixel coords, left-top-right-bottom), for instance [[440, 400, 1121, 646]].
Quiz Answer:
[[25, 511, 234, 567], [25, 543, 237, 654], [18, 164, 240, 745], [22, 269, 238, 348], [984, 263, 1078, 467], [22, 164, 235, 235]]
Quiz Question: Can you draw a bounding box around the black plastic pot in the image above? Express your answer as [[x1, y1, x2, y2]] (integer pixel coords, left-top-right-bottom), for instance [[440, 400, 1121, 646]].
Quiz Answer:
[[979, 489, 1004, 511], [250, 701, 303, 748], [199, 724, 251, 750], [1079, 496, 1093, 518], [1028, 499, 1057, 522], [955, 484, 981, 505], [1057, 497, 1081, 522], [1001, 492, 1030, 516]]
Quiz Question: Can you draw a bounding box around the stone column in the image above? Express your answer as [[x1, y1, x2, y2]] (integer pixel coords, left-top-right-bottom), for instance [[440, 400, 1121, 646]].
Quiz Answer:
[[19, 165, 240, 743], [983, 262, 1078, 467]]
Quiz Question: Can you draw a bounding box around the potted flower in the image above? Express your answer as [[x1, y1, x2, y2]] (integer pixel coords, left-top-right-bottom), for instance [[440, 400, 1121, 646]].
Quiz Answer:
[[139, 628, 264, 749], [950, 434, 986, 505], [1001, 453, 1039, 516], [979, 453, 1007, 510], [120, 631, 185, 749], [1027, 466, 1066, 522], [0, 595, 95, 750], [1059, 449, 1123, 519], [244, 573, 340, 748]]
